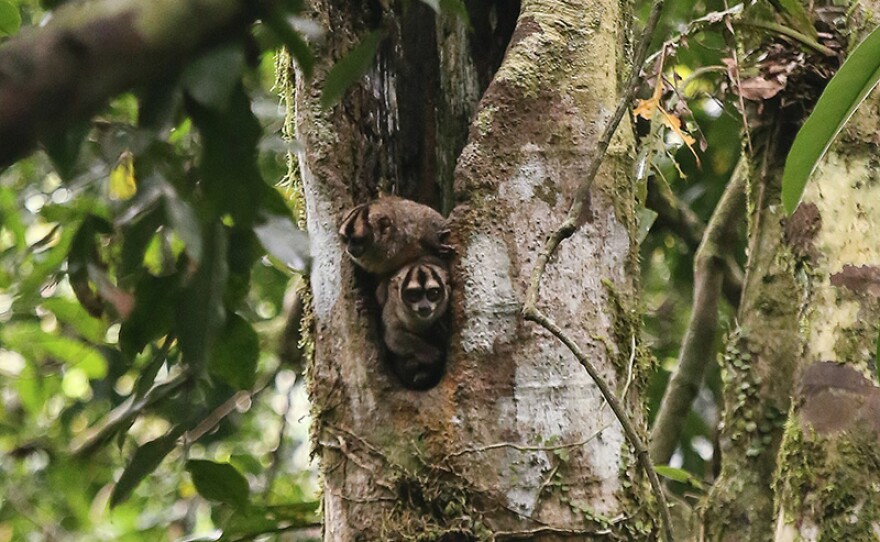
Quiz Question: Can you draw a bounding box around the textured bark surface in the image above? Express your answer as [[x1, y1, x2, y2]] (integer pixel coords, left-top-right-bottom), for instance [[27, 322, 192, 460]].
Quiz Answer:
[[700, 127, 801, 542], [704, 3, 880, 540], [295, 0, 656, 539], [771, 6, 880, 532]]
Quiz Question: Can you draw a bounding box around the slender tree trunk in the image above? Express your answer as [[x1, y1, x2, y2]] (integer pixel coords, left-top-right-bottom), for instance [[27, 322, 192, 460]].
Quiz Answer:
[[294, 0, 660, 539], [701, 122, 800, 541]]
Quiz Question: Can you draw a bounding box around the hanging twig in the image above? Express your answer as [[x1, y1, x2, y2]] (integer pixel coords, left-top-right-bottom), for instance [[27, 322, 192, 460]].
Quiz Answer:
[[649, 160, 747, 465], [524, 0, 666, 309], [521, 1, 675, 540]]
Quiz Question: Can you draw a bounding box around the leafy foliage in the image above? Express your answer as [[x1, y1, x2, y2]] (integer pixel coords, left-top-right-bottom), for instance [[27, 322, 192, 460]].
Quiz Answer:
[[0, 0, 20, 36], [0, 1, 319, 540]]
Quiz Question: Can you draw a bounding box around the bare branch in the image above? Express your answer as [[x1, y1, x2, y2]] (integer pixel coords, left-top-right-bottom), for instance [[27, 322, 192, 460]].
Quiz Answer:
[[0, 0, 253, 168], [647, 176, 744, 308], [442, 422, 611, 461], [70, 372, 190, 458], [184, 376, 275, 443], [520, 1, 675, 540], [522, 306, 675, 542], [649, 160, 747, 465]]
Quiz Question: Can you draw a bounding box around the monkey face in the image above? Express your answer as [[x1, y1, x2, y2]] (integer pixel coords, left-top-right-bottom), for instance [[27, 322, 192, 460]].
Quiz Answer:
[[399, 260, 449, 325], [338, 204, 392, 261], [402, 285, 444, 319]]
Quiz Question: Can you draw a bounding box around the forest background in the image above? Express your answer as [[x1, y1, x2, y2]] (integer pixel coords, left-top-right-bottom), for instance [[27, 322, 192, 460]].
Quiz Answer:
[[0, 0, 872, 540]]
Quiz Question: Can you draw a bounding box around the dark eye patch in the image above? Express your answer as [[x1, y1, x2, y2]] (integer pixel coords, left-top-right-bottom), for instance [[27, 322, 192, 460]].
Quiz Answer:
[[403, 288, 423, 304], [377, 216, 392, 234], [425, 288, 442, 302]]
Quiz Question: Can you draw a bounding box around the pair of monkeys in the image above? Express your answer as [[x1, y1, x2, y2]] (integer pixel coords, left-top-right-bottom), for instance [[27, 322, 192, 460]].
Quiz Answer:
[[338, 196, 454, 390]]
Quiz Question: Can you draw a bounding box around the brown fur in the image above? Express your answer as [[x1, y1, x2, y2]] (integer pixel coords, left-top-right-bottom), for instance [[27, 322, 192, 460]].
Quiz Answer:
[[338, 196, 453, 275], [377, 257, 451, 389]]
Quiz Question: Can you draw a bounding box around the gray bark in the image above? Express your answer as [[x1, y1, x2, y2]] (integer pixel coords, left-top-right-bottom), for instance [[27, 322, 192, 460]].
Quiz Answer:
[[295, 0, 658, 539]]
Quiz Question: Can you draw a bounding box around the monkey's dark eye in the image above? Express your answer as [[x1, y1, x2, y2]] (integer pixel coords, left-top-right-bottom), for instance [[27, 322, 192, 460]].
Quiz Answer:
[[347, 237, 368, 257], [377, 216, 392, 235], [425, 288, 442, 302], [403, 289, 422, 304]]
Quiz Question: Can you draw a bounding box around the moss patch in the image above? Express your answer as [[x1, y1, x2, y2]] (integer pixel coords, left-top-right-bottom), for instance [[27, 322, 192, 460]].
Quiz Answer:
[[775, 419, 880, 541]]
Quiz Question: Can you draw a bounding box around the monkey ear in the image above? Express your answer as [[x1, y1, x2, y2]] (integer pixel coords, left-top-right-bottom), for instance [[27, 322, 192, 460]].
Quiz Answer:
[[377, 216, 392, 235], [338, 205, 363, 236]]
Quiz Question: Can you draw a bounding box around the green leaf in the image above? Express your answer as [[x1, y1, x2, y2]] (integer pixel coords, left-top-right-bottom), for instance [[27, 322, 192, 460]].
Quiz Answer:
[[43, 122, 90, 180], [164, 194, 202, 263], [0, 186, 26, 250], [655, 465, 705, 489], [182, 44, 245, 110], [177, 222, 228, 371], [221, 502, 319, 536], [209, 313, 259, 390], [0, 0, 21, 37], [1, 323, 107, 378], [321, 31, 383, 107], [654, 465, 690, 483], [770, 0, 817, 40], [253, 212, 310, 273], [40, 297, 108, 344], [133, 345, 170, 399], [68, 215, 113, 317], [186, 459, 250, 508], [110, 426, 184, 507], [186, 85, 262, 225], [229, 453, 264, 476], [119, 274, 178, 358], [782, 25, 880, 213], [637, 208, 658, 244]]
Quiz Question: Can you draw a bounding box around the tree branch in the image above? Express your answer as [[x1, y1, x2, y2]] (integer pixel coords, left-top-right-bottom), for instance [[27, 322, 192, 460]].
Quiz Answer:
[[70, 372, 190, 458], [646, 176, 744, 308], [649, 160, 746, 465], [0, 0, 254, 168], [521, 306, 675, 542]]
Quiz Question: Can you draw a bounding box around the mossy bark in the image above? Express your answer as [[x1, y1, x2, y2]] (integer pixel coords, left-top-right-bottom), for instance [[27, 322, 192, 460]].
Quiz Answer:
[[703, 2, 880, 540], [771, 5, 880, 535], [294, 0, 658, 539], [700, 129, 800, 542]]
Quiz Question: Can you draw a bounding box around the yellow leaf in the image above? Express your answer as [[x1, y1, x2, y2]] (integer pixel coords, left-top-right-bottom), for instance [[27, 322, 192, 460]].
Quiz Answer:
[[633, 97, 658, 120], [660, 110, 699, 163], [634, 65, 666, 120], [109, 152, 136, 200]]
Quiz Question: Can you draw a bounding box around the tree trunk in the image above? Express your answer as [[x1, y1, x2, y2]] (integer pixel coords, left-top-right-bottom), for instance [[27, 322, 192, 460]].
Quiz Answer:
[[294, 0, 659, 539], [700, 120, 800, 542], [703, 2, 880, 540], [771, 5, 880, 535]]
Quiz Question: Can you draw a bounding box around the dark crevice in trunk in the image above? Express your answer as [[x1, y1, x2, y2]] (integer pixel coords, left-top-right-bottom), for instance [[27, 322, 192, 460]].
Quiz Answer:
[[395, 1, 442, 207], [353, 0, 520, 213], [465, 0, 521, 91]]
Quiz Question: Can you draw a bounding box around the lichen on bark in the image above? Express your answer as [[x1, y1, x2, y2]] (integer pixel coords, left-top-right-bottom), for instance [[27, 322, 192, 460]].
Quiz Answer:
[[293, 0, 661, 538]]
